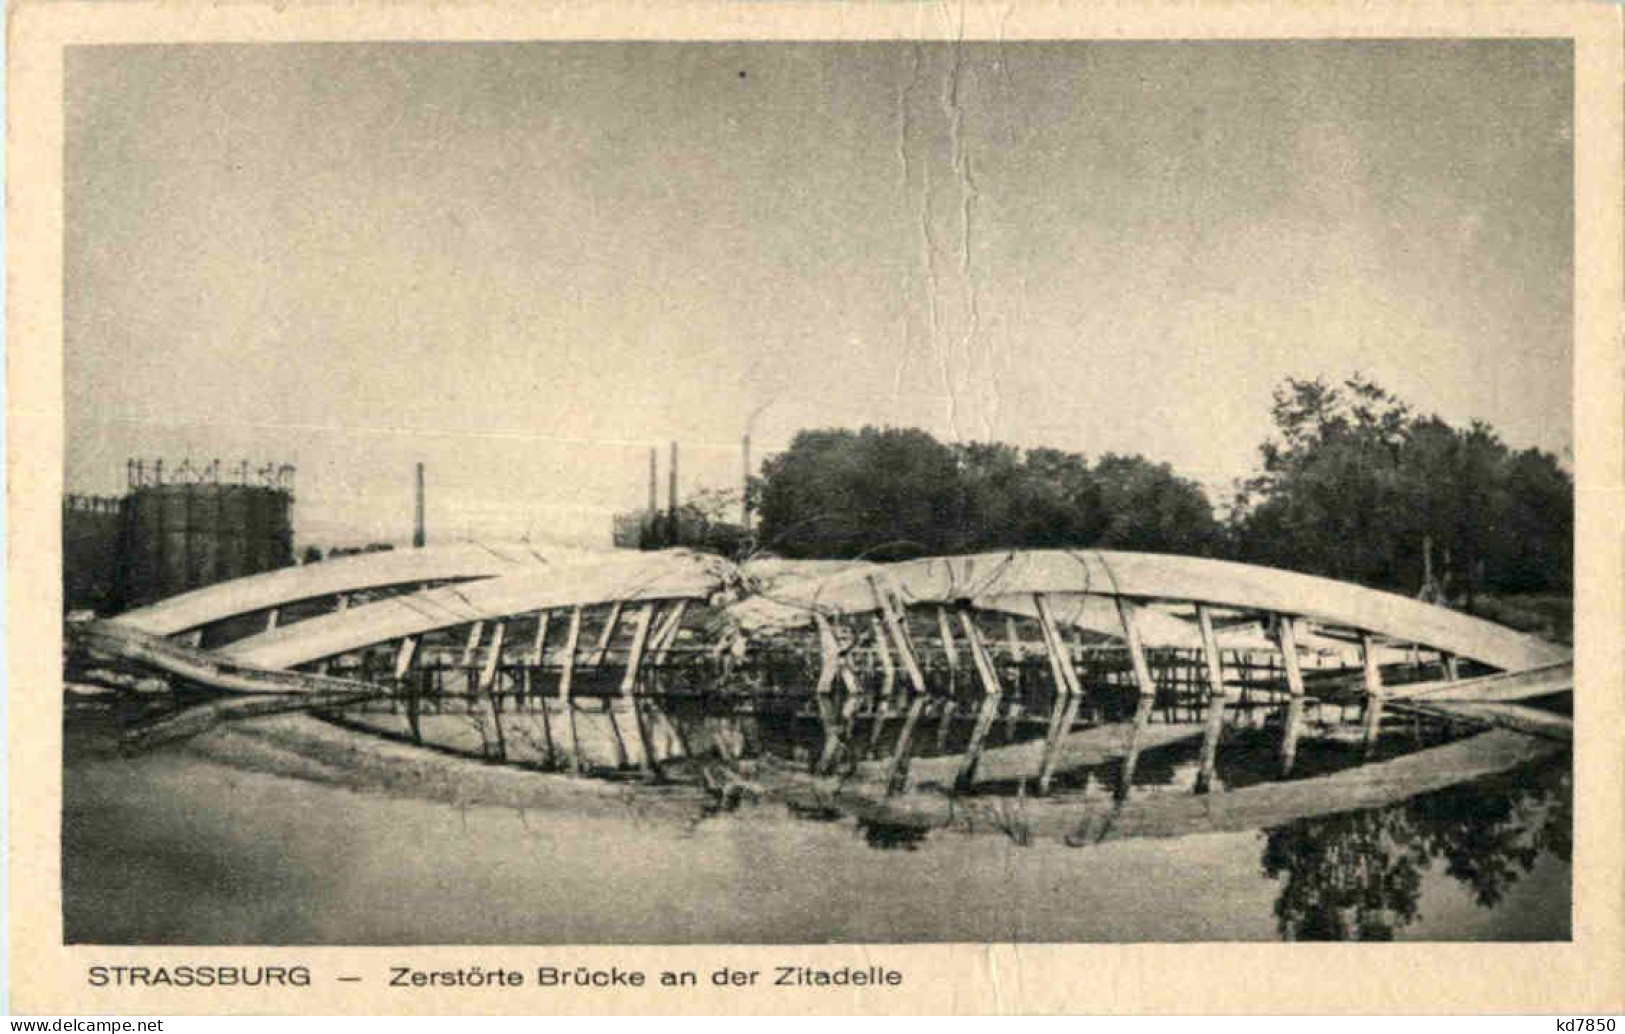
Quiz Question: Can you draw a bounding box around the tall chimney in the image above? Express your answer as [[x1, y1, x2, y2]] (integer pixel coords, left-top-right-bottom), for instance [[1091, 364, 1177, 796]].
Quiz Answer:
[[647, 447, 658, 532], [741, 433, 752, 533], [668, 441, 679, 543], [413, 463, 426, 548]]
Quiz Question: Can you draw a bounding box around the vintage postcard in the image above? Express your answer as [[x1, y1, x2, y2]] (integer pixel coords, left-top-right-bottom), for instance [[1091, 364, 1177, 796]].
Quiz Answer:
[[7, 0, 1623, 1016]]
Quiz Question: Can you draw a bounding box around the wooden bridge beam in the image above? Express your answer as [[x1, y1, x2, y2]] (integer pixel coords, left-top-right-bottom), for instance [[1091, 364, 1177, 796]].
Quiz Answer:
[[870, 578, 928, 794], [956, 608, 1005, 787], [1035, 593, 1084, 795], [558, 606, 583, 773], [1116, 598, 1156, 698], [1361, 632, 1387, 753], [1114, 598, 1158, 800], [459, 620, 483, 668], [1277, 615, 1307, 776], [393, 636, 418, 680], [865, 615, 895, 759], [1117, 694, 1157, 802], [933, 605, 961, 751], [619, 603, 657, 774], [651, 600, 688, 666], [528, 610, 551, 666], [479, 620, 508, 761], [1195, 604, 1229, 794], [813, 612, 849, 772], [591, 600, 624, 667]]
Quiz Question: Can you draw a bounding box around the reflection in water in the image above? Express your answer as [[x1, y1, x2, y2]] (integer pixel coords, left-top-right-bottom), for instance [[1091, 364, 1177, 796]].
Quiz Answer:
[[1260, 758, 1571, 941], [859, 821, 931, 851], [62, 710, 1573, 943]]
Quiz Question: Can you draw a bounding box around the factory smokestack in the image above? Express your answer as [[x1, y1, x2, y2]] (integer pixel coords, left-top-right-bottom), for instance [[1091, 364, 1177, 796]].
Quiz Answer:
[[413, 463, 426, 548], [668, 441, 679, 543], [741, 434, 751, 533], [647, 447, 658, 538]]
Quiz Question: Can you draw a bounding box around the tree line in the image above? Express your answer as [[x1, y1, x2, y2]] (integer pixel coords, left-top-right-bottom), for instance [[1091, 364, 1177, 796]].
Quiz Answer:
[[740, 374, 1571, 603]]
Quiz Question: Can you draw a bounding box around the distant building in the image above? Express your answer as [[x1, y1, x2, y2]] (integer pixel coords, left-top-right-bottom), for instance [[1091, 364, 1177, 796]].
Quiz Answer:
[[612, 509, 657, 549], [611, 505, 747, 556], [62, 495, 123, 614]]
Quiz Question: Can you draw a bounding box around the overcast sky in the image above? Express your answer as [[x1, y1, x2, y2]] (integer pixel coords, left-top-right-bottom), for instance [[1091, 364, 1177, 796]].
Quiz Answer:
[[65, 41, 1573, 547]]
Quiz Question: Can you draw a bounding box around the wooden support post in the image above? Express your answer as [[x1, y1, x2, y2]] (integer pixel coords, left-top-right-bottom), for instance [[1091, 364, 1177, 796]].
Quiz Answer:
[[937, 606, 961, 674], [395, 636, 421, 743], [865, 615, 896, 758], [886, 697, 929, 794], [1279, 696, 1307, 777], [1361, 632, 1387, 753], [1116, 598, 1156, 698], [834, 635, 863, 699], [933, 605, 960, 751], [479, 620, 508, 760], [393, 636, 419, 680], [1440, 650, 1460, 682], [1005, 615, 1021, 658], [619, 603, 657, 774], [618, 605, 654, 696], [813, 612, 848, 772], [479, 620, 506, 691], [265, 607, 279, 632], [870, 579, 928, 793], [591, 600, 624, 667], [460, 621, 483, 668], [558, 606, 583, 773], [865, 698, 890, 759], [651, 599, 689, 665], [1195, 604, 1228, 794], [812, 692, 843, 772], [813, 613, 840, 695], [1034, 593, 1083, 795], [1277, 616, 1307, 776], [1002, 696, 1024, 743], [528, 610, 551, 666], [1117, 693, 1157, 801], [870, 578, 928, 694], [870, 614, 896, 696], [956, 610, 1005, 787]]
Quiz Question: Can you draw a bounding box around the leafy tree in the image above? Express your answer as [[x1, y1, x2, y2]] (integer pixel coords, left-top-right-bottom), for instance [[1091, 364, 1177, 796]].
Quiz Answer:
[[1092, 453, 1220, 554], [1492, 448, 1574, 594], [1261, 760, 1569, 940], [756, 427, 969, 559]]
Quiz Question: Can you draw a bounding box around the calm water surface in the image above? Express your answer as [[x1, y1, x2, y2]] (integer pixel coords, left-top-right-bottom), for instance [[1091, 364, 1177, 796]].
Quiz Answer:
[[63, 731, 1570, 944]]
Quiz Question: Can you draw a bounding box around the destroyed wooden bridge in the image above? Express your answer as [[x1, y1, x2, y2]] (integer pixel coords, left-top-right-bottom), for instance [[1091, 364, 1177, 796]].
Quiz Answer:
[[71, 545, 1573, 845]]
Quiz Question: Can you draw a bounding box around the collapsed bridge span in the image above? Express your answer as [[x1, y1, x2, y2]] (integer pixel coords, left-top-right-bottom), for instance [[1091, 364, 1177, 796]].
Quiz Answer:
[[77, 548, 1571, 831]]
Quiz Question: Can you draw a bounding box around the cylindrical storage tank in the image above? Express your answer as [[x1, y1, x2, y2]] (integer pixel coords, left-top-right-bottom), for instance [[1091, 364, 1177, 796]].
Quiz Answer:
[[217, 485, 249, 583], [234, 485, 293, 579], [259, 487, 294, 573], [118, 481, 295, 606], [187, 484, 221, 591], [160, 486, 191, 598], [121, 490, 161, 607]]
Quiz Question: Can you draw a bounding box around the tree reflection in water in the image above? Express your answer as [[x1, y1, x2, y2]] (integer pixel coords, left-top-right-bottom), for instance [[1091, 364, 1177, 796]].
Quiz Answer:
[[1261, 757, 1571, 941]]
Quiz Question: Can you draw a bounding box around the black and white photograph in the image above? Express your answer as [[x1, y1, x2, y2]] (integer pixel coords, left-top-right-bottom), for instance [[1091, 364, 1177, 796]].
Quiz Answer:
[[52, 36, 1583, 951]]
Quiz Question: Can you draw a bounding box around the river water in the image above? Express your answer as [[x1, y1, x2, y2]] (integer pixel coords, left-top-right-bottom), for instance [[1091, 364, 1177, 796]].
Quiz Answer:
[[62, 717, 1570, 944]]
